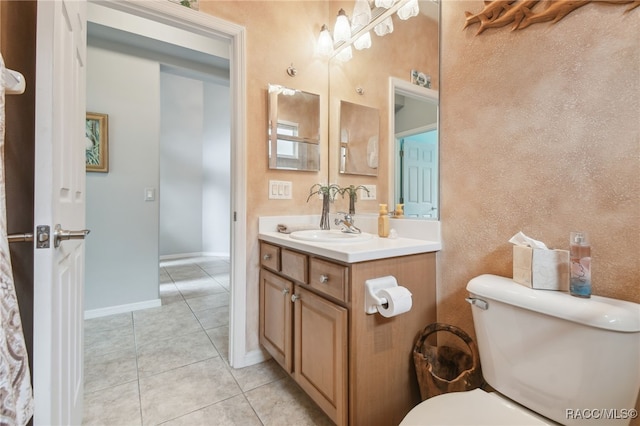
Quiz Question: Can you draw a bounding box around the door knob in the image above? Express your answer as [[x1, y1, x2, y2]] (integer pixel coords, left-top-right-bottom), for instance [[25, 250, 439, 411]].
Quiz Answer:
[[54, 224, 90, 248]]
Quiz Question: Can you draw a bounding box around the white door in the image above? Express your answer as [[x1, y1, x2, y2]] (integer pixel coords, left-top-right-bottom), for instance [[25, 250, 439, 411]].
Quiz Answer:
[[33, 1, 88, 424], [401, 130, 438, 218]]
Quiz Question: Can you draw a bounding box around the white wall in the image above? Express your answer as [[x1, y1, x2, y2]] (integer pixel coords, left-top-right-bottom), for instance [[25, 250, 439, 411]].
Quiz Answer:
[[159, 72, 205, 256], [202, 82, 231, 255], [159, 70, 231, 257], [85, 45, 161, 311]]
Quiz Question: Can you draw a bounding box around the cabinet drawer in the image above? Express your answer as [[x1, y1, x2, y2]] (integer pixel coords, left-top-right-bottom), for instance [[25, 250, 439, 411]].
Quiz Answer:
[[309, 258, 348, 303], [260, 242, 280, 271], [281, 249, 308, 283]]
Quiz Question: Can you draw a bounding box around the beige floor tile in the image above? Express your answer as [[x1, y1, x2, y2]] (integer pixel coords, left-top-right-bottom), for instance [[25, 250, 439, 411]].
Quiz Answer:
[[84, 348, 138, 393], [194, 305, 229, 330], [245, 377, 333, 426], [84, 323, 135, 357], [206, 325, 229, 362], [134, 301, 202, 345], [185, 292, 229, 312], [160, 394, 261, 426], [229, 359, 287, 392], [83, 380, 142, 426], [136, 330, 219, 377], [177, 278, 227, 299], [84, 312, 133, 335], [139, 357, 242, 426]]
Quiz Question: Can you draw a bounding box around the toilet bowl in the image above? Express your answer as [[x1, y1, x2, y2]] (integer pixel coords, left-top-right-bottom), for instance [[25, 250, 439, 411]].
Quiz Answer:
[[401, 274, 640, 426], [400, 388, 555, 426]]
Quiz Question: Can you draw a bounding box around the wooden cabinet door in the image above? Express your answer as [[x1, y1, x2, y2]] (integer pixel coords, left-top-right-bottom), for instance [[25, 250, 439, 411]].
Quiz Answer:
[[293, 286, 348, 426], [259, 269, 293, 373]]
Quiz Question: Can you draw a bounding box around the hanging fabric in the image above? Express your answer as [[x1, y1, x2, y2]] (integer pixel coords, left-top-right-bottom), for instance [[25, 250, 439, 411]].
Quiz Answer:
[[0, 53, 34, 426]]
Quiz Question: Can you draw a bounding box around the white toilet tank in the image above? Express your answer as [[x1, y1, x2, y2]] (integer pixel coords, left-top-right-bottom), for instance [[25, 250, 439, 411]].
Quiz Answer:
[[467, 275, 640, 425]]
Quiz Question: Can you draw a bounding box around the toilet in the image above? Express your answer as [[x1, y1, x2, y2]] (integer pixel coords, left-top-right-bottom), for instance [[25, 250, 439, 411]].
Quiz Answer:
[[401, 274, 640, 426]]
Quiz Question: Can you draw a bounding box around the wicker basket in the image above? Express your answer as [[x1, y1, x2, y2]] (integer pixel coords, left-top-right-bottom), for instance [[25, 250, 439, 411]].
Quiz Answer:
[[413, 323, 483, 401]]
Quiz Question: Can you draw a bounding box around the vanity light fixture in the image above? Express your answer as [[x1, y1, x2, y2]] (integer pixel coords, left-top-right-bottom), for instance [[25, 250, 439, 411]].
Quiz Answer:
[[334, 9, 351, 44], [316, 0, 419, 62], [317, 24, 334, 57]]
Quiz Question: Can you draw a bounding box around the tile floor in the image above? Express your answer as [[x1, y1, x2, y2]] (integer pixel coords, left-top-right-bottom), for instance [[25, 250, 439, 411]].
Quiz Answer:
[[83, 256, 333, 426]]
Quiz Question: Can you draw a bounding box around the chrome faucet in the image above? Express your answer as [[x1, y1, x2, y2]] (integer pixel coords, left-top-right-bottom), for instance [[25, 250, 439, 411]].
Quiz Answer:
[[334, 212, 361, 234]]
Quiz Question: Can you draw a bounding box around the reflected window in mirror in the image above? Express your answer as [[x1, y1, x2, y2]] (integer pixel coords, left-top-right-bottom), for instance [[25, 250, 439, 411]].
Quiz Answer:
[[339, 100, 379, 176], [268, 84, 320, 171]]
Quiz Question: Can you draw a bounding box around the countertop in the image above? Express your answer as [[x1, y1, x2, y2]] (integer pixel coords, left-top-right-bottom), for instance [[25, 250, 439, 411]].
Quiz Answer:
[[258, 231, 441, 263]]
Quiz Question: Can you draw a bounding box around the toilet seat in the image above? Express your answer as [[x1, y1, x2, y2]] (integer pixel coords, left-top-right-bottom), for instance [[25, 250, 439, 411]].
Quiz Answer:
[[400, 389, 554, 426]]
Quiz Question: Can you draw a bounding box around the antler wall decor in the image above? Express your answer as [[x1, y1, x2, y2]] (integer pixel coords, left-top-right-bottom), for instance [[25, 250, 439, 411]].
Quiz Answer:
[[464, 0, 640, 34]]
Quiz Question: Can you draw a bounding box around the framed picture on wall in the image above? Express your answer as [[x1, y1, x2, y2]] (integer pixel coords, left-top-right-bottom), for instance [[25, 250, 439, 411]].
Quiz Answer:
[[86, 112, 109, 172]]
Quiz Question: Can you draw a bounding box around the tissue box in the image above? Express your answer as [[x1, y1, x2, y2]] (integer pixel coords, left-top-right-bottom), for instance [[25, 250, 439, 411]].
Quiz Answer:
[[512, 246, 569, 291]]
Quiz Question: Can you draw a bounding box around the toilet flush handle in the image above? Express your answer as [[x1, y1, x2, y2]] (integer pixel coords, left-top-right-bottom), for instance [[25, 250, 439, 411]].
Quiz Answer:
[[465, 297, 489, 310]]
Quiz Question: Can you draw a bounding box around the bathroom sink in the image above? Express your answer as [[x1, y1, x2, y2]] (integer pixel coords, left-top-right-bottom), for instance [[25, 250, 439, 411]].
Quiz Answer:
[[289, 229, 372, 243]]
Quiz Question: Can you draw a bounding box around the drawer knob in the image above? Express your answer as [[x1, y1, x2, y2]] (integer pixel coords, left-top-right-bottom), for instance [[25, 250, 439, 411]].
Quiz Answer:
[[283, 288, 290, 296], [291, 294, 300, 302], [263, 254, 272, 261], [320, 274, 329, 283]]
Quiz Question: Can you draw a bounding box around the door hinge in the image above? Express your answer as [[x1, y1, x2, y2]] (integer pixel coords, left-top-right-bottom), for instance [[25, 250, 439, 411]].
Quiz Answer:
[[233, 211, 237, 222], [36, 225, 50, 249]]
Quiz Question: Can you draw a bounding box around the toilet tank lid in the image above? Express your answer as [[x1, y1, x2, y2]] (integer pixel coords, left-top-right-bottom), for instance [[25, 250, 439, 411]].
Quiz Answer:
[[467, 275, 640, 332]]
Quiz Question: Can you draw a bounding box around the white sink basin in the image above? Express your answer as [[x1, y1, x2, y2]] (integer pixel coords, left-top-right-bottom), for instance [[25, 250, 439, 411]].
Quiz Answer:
[[289, 229, 372, 243]]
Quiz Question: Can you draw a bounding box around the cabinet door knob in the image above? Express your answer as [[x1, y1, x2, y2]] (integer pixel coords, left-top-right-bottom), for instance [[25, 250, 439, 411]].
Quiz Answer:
[[283, 288, 290, 296], [291, 294, 300, 302], [320, 274, 329, 283], [263, 254, 271, 261]]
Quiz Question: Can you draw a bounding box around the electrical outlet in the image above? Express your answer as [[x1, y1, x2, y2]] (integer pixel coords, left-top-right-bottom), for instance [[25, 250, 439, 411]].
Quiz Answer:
[[360, 185, 376, 200]]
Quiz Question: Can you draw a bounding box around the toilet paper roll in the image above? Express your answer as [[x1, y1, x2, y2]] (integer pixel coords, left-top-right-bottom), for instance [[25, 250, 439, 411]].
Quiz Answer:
[[376, 286, 412, 318]]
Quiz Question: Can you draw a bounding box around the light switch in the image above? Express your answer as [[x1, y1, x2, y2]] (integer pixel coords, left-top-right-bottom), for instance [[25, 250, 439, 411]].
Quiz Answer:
[[268, 180, 292, 200], [144, 187, 156, 201]]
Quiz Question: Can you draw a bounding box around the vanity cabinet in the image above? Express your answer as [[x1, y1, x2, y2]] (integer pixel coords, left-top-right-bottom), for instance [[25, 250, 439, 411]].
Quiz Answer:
[[259, 240, 436, 426]]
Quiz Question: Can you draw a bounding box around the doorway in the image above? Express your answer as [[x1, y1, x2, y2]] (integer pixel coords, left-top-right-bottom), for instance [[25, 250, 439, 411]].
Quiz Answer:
[[83, 1, 248, 368]]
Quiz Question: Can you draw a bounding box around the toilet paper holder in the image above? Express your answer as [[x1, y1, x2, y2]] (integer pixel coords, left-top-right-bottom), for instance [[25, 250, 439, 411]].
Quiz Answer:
[[364, 275, 398, 314]]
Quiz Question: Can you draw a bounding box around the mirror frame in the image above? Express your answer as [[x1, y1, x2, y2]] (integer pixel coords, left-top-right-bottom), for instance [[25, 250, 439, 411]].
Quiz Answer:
[[388, 77, 439, 218]]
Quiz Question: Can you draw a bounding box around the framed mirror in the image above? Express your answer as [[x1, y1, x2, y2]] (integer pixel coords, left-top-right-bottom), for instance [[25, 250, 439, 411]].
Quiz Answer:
[[390, 78, 438, 218], [328, 0, 439, 217], [268, 84, 321, 171], [339, 100, 379, 176]]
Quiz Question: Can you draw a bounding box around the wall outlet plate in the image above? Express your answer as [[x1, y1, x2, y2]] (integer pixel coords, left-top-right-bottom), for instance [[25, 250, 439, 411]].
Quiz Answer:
[[360, 185, 376, 200]]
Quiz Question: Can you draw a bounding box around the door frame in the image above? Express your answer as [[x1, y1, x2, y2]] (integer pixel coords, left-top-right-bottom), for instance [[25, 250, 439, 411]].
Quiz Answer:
[[100, 0, 248, 367]]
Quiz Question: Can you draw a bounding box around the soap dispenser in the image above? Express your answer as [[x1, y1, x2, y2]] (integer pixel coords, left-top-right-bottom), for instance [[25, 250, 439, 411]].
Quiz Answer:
[[378, 204, 390, 238], [570, 231, 591, 298]]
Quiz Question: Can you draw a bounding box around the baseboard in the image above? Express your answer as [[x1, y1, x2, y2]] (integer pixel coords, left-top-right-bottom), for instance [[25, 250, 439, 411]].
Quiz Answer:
[[232, 348, 269, 369], [84, 298, 162, 319], [160, 251, 230, 261]]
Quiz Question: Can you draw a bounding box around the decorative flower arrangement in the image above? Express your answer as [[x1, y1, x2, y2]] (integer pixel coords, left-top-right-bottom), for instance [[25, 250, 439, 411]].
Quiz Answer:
[[307, 184, 342, 230], [339, 185, 370, 215], [307, 184, 370, 228]]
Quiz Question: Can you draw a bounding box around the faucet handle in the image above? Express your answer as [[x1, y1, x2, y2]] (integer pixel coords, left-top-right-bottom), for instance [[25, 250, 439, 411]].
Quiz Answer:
[[336, 211, 353, 222]]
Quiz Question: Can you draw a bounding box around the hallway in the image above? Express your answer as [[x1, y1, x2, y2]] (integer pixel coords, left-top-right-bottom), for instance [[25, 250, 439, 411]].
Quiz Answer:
[[82, 256, 332, 425]]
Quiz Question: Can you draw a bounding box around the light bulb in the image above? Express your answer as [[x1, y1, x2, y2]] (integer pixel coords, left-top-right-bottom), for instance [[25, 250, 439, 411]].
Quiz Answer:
[[353, 31, 371, 50], [374, 16, 394, 36], [333, 9, 351, 44], [317, 24, 334, 57], [375, 0, 396, 8], [336, 46, 353, 62], [351, 0, 372, 32], [397, 0, 419, 20]]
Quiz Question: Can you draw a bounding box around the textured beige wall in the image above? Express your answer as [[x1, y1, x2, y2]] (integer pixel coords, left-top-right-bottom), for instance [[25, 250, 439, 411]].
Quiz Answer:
[[440, 1, 639, 332], [199, 1, 330, 352], [441, 3, 639, 416]]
